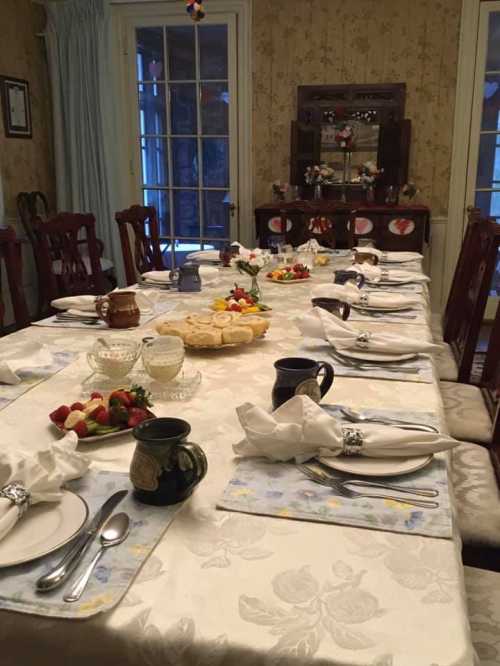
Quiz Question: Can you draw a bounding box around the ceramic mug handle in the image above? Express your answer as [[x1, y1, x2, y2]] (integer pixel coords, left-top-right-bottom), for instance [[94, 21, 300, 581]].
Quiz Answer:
[[95, 296, 110, 324], [340, 302, 350, 320], [316, 362, 334, 398], [355, 273, 366, 288], [177, 441, 208, 493], [169, 269, 179, 286]]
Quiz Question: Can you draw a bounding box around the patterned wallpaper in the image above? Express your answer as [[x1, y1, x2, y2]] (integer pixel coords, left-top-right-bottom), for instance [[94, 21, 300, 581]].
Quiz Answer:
[[0, 0, 54, 219], [252, 0, 462, 216]]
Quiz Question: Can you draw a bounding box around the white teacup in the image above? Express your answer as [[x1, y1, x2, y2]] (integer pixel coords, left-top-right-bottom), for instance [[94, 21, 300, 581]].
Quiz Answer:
[[142, 336, 184, 383], [87, 337, 141, 378]]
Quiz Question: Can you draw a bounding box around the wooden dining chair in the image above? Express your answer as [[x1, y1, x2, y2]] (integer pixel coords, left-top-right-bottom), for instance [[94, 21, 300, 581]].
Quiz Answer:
[[434, 208, 500, 382], [0, 226, 30, 332], [33, 213, 107, 303], [115, 205, 165, 286]]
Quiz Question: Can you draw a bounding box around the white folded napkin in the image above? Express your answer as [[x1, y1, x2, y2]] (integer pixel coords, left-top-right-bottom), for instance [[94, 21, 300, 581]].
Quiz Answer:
[[351, 263, 430, 283], [0, 342, 54, 385], [312, 283, 421, 309], [296, 307, 439, 355], [141, 270, 171, 283], [297, 239, 329, 253], [52, 291, 155, 315], [186, 250, 220, 262], [0, 432, 90, 542], [353, 247, 423, 263], [234, 395, 458, 463], [143, 265, 219, 285]]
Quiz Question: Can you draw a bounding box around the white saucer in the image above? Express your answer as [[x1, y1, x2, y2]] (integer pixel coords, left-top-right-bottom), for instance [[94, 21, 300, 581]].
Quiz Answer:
[[336, 348, 417, 362], [318, 454, 433, 477], [0, 491, 88, 568]]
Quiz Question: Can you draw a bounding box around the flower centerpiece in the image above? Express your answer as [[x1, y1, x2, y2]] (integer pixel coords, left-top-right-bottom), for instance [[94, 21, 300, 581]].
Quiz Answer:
[[401, 182, 419, 201], [231, 251, 268, 301], [357, 160, 383, 202], [335, 124, 355, 151], [272, 180, 289, 202], [304, 164, 335, 200]]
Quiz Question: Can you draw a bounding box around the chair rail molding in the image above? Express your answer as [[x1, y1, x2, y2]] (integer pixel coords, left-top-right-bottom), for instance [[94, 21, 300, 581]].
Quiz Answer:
[[443, 0, 480, 308]]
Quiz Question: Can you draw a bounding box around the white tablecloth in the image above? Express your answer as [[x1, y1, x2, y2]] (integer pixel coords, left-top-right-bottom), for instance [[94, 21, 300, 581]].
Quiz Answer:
[[0, 260, 474, 666]]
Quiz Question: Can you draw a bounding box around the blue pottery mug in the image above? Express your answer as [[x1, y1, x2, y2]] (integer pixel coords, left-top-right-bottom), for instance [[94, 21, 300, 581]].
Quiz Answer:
[[334, 270, 365, 288], [272, 357, 334, 410]]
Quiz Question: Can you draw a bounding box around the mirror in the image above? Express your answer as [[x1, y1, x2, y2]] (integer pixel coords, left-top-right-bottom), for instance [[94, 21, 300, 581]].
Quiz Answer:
[[320, 120, 380, 182]]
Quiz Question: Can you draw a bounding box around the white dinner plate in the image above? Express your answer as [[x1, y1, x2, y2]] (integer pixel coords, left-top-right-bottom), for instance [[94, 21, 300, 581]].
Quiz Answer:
[[367, 280, 416, 287], [318, 454, 433, 477], [351, 304, 413, 313], [335, 348, 417, 362], [0, 491, 88, 568]]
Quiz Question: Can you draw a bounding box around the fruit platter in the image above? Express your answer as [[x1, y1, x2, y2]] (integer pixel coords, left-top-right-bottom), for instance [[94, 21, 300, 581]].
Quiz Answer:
[[210, 284, 271, 315], [49, 385, 155, 442], [267, 264, 311, 283]]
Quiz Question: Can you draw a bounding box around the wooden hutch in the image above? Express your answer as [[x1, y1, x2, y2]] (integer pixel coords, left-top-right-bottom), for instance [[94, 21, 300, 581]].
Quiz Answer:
[[255, 83, 430, 252]]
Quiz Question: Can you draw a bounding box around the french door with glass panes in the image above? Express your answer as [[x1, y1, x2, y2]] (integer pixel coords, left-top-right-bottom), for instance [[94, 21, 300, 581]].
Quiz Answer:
[[125, 14, 237, 268], [467, 2, 500, 316]]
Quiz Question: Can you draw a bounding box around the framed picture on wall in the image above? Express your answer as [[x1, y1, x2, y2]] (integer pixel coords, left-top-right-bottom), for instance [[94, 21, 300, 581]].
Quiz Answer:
[[0, 76, 32, 139]]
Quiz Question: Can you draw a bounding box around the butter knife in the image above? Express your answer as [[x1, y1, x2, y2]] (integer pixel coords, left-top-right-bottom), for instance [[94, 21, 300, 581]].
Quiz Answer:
[[35, 489, 128, 592]]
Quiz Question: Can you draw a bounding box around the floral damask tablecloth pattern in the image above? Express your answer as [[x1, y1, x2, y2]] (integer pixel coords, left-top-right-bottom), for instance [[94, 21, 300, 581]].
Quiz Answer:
[[0, 263, 475, 666]]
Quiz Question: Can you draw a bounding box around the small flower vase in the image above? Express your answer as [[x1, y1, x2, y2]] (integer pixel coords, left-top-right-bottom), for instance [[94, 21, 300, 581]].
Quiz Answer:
[[250, 274, 262, 302], [366, 185, 375, 203], [313, 183, 322, 200]]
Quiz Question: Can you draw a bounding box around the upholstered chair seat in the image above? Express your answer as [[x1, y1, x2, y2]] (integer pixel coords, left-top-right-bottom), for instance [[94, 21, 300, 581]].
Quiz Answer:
[[464, 565, 500, 666], [435, 343, 459, 382], [441, 382, 493, 444], [451, 442, 500, 547]]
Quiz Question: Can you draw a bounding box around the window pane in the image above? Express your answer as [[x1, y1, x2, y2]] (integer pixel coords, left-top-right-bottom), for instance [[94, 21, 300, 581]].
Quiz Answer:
[[486, 12, 500, 71], [167, 26, 196, 80], [201, 83, 229, 134], [173, 190, 199, 237], [138, 83, 166, 135], [203, 190, 230, 238], [199, 25, 228, 79], [474, 190, 500, 218], [476, 133, 500, 188], [202, 138, 229, 187], [172, 138, 198, 186], [140, 137, 168, 186], [170, 83, 197, 134], [143, 189, 170, 236], [481, 77, 500, 130], [136, 27, 164, 81]]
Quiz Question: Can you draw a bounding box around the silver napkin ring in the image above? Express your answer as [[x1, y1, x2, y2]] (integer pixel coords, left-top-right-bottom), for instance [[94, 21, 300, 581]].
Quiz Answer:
[[0, 482, 31, 516], [356, 331, 371, 348], [341, 426, 364, 456], [380, 268, 390, 279], [359, 294, 369, 306]]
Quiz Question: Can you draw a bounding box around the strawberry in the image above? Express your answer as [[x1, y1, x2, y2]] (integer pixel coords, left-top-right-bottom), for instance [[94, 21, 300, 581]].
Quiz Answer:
[[90, 391, 103, 400], [127, 407, 149, 428], [95, 408, 110, 426], [110, 404, 129, 426], [88, 404, 106, 420], [70, 402, 85, 411], [109, 390, 132, 407], [49, 405, 70, 424], [267, 272, 273, 278], [230, 303, 242, 312], [72, 421, 88, 438]]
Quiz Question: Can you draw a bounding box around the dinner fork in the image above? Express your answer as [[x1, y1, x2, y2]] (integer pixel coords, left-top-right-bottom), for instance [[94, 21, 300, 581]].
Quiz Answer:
[[329, 350, 420, 374], [297, 465, 439, 509]]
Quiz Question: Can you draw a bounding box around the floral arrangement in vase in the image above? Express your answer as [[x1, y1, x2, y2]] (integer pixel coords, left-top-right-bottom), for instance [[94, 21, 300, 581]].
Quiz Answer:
[[272, 181, 289, 201], [401, 182, 419, 201], [335, 123, 355, 150], [304, 164, 335, 185], [231, 251, 269, 300], [357, 161, 383, 188]]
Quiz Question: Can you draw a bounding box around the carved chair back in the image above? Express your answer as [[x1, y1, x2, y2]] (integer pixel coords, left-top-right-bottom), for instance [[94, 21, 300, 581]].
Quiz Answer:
[[482, 302, 500, 479], [444, 209, 500, 382], [115, 205, 164, 286], [34, 213, 106, 302], [0, 226, 30, 332]]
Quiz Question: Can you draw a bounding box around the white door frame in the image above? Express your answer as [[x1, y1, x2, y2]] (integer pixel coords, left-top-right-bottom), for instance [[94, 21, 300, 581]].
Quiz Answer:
[[442, 0, 481, 307], [110, 0, 253, 246]]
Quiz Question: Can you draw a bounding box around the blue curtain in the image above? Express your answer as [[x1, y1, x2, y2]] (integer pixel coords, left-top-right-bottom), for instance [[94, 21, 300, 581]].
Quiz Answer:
[[46, 0, 125, 284]]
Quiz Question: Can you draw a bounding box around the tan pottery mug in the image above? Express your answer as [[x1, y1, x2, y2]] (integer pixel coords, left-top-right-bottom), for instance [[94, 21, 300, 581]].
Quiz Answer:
[[96, 291, 140, 328]]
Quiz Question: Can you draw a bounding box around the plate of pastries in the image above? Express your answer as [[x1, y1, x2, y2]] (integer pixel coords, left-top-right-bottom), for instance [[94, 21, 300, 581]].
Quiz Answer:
[[155, 311, 270, 350]]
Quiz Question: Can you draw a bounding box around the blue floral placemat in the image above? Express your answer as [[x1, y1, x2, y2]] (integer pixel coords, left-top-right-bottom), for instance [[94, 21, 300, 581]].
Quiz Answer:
[[218, 406, 452, 539], [0, 351, 77, 411], [0, 470, 181, 618]]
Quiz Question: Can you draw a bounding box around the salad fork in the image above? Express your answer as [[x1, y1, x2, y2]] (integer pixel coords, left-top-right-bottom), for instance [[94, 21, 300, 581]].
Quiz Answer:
[[297, 465, 439, 509]]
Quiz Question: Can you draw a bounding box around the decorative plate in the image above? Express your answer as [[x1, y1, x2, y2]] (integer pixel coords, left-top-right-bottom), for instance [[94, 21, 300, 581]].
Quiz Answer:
[[53, 410, 156, 443], [318, 454, 433, 477]]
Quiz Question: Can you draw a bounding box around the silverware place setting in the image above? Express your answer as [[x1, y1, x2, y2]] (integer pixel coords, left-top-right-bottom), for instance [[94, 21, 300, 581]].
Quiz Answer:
[[329, 350, 421, 375], [297, 463, 440, 509], [335, 405, 438, 433], [351, 306, 417, 320]]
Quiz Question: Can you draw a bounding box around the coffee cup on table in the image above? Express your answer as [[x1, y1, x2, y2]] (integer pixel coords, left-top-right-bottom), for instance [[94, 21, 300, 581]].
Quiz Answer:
[[311, 298, 350, 320], [272, 357, 334, 410], [334, 270, 365, 288]]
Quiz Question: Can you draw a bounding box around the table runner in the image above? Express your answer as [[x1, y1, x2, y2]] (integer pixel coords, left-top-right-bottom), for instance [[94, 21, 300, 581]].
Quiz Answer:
[[0, 351, 76, 411], [0, 470, 181, 619]]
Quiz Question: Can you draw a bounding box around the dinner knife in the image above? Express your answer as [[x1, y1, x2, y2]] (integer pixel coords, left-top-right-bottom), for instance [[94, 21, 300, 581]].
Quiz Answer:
[[35, 489, 128, 592]]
